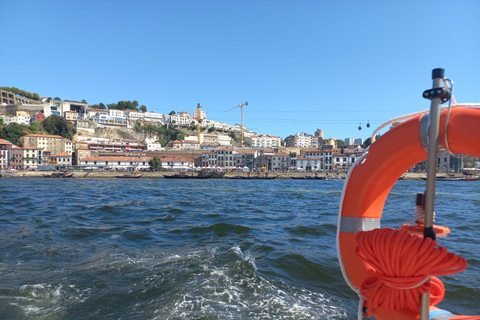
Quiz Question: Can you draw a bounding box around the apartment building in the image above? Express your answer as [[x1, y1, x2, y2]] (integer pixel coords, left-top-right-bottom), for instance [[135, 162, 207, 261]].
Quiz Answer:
[[22, 147, 44, 168], [216, 148, 237, 168], [271, 151, 290, 171], [301, 148, 334, 171], [23, 134, 73, 156], [245, 134, 282, 149], [284, 133, 312, 148]]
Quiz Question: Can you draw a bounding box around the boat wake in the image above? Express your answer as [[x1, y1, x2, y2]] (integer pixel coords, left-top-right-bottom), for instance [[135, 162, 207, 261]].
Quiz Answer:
[[151, 246, 348, 320]]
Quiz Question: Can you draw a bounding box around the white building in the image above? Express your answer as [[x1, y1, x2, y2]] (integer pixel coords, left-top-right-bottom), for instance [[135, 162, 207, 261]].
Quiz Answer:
[[88, 109, 128, 126], [284, 133, 312, 148], [182, 140, 201, 150], [144, 136, 164, 151], [272, 151, 290, 171], [1, 111, 31, 125], [177, 111, 192, 119], [296, 156, 323, 171], [80, 156, 151, 170], [301, 149, 334, 171], [245, 135, 282, 149], [193, 110, 207, 120]]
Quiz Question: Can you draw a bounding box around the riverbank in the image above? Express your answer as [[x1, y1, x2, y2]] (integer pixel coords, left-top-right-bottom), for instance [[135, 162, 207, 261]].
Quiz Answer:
[[3, 170, 433, 180]]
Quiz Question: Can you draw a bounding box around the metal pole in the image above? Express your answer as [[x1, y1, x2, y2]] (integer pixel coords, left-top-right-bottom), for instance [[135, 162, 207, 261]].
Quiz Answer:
[[419, 68, 444, 320]]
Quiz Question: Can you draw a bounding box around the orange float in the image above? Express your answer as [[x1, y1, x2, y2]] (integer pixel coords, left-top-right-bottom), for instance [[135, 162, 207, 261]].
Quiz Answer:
[[337, 106, 480, 320]]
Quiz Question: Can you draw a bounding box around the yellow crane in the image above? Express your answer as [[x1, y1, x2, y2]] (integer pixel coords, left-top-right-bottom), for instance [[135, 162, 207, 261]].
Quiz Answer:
[[196, 103, 201, 144], [225, 102, 248, 146]]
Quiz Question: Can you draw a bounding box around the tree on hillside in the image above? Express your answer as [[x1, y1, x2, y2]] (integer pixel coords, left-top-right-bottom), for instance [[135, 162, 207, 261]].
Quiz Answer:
[[0, 87, 40, 100], [169, 111, 176, 115], [0, 123, 25, 145], [336, 139, 347, 147], [29, 121, 42, 134], [42, 115, 76, 140], [54, 97, 61, 101], [106, 101, 138, 111], [99, 102, 106, 109], [139, 105, 147, 112], [208, 127, 215, 133], [133, 100, 139, 108], [117, 100, 135, 110]]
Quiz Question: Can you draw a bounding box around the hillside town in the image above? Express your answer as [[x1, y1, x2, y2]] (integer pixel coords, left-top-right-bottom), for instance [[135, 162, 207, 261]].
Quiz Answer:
[[0, 88, 473, 173]]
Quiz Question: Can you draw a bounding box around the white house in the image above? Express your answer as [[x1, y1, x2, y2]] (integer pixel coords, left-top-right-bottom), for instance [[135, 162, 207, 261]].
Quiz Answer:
[[144, 136, 164, 151]]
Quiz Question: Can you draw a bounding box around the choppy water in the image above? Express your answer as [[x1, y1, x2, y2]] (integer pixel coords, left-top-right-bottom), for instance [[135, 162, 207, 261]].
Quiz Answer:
[[0, 178, 479, 319]]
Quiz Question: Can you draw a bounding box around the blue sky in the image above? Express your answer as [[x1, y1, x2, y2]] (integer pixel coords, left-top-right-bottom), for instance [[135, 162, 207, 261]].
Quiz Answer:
[[1, 1, 479, 141]]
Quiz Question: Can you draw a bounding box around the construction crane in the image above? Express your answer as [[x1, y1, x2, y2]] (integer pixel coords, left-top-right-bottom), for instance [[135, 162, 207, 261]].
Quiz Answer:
[[225, 102, 248, 146], [196, 103, 201, 144]]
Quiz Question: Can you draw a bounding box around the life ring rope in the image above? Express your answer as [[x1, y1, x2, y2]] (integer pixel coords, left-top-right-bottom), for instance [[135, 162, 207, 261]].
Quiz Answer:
[[355, 228, 467, 316]]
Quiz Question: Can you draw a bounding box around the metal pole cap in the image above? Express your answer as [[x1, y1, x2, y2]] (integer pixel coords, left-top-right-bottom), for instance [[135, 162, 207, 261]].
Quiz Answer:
[[432, 68, 445, 79]]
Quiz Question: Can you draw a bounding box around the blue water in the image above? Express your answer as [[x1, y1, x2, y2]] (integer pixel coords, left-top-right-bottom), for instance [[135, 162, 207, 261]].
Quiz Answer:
[[0, 178, 479, 319]]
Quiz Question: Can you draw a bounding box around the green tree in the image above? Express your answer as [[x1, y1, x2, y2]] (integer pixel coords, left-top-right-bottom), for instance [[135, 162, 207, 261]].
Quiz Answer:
[[133, 100, 139, 108], [336, 139, 347, 147], [98, 102, 106, 109], [42, 115, 76, 140], [208, 127, 215, 133], [169, 111, 176, 115], [107, 103, 117, 109], [54, 97, 61, 101], [1, 123, 25, 145], [362, 135, 380, 148], [148, 156, 163, 171], [139, 105, 147, 112], [29, 121, 42, 134]]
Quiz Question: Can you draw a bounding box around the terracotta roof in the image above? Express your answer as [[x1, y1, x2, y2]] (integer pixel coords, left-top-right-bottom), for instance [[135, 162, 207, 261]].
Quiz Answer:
[[82, 156, 152, 162], [25, 134, 64, 139], [55, 152, 72, 156]]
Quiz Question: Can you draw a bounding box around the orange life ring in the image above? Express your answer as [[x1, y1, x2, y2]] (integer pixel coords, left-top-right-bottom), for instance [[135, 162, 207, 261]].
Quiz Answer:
[[337, 107, 480, 320]]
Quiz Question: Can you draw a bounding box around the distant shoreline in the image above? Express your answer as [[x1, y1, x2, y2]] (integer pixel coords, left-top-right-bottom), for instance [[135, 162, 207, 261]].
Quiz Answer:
[[4, 171, 432, 180]]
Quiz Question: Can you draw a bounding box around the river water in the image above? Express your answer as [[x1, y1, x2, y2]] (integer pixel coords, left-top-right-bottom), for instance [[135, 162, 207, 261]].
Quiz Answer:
[[0, 178, 479, 319]]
